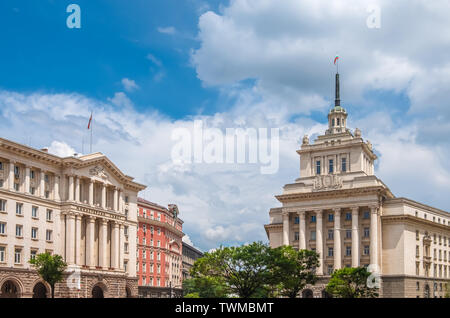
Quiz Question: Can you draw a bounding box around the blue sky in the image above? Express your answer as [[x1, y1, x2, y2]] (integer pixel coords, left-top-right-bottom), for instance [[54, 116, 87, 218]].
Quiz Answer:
[[0, 0, 450, 251]]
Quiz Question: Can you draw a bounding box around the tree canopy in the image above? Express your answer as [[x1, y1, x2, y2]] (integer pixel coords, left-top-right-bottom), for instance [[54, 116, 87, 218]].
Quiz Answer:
[[29, 253, 67, 298], [325, 267, 379, 298]]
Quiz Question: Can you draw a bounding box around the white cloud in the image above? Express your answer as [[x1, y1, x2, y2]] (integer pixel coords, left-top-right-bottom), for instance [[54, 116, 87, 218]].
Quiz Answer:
[[121, 78, 140, 92], [157, 26, 176, 35], [48, 141, 77, 157]]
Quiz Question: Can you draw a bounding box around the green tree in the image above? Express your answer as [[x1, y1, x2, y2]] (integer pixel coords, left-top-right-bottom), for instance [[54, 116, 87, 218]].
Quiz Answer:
[[325, 267, 379, 298], [270, 246, 319, 298], [445, 283, 449, 298], [183, 276, 229, 298], [191, 242, 272, 298], [29, 253, 67, 298]]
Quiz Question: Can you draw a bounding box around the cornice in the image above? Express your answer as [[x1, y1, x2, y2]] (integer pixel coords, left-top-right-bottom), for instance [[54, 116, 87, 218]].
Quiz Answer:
[[382, 214, 450, 231], [384, 197, 450, 218]]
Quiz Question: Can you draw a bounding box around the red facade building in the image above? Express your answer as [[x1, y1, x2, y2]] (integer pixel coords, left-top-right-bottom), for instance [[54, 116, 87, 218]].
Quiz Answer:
[[136, 198, 184, 297]]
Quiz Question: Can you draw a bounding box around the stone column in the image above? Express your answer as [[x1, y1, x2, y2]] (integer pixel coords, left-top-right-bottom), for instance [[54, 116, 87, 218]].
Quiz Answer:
[[75, 214, 82, 265], [99, 219, 108, 268], [113, 188, 118, 211], [298, 211, 306, 250], [25, 166, 30, 194], [101, 184, 106, 209], [315, 210, 324, 275], [112, 222, 119, 269], [119, 190, 124, 213], [54, 175, 60, 201], [9, 161, 15, 191], [61, 213, 66, 259], [370, 206, 378, 266], [351, 207, 360, 267], [40, 171, 45, 198], [282, 211, 290, 246], [334, 208, 342, 270], [68, 175, 74, 201], [85, 216, 96, 268], [67, 213, 76, 264], [88, 180, 94, 206], [119, 223, 125, 270], [75, 177, 80, 202]]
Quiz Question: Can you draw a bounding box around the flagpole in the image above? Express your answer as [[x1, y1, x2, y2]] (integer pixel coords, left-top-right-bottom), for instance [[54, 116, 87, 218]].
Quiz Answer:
[[90, 115, 93, 153]]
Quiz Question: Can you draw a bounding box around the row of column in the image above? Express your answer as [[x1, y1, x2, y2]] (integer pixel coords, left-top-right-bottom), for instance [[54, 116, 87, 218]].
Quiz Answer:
[[282, 206, 379, 274], [66, 175, 124, 211], [7, 161, 60, 200], [63, 212, 125, 270]]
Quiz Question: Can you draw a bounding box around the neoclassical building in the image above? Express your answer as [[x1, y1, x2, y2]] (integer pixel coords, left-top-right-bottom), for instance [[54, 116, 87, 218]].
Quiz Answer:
[[0, 137, 146, 298], [264, 73, 450, 298]]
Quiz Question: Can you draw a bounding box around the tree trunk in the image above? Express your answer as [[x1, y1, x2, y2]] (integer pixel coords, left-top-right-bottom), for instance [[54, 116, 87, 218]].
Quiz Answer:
[[51, 284, 55, 298]]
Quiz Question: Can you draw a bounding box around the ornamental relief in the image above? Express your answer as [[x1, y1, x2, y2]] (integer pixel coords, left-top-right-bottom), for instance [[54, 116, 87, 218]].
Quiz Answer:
[[89, 165, 108, 180], [313, 174, 343, 191]]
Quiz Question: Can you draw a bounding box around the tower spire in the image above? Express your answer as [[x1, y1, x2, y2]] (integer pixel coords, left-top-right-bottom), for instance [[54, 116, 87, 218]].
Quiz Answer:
[[335, 73, 340, 107]]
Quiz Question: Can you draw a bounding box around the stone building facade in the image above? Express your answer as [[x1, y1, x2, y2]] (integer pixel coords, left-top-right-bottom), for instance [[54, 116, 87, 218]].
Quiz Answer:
[[264, 73, 450, 298], [182, 242, 204, 281], [137, 198, 184, 298], [0, 137, 146, 297]]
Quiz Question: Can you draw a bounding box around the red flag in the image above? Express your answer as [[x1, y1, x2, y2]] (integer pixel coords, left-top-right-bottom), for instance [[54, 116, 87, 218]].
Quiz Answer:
[[87, 112, 92, 129], [334, 55, 339, 65]]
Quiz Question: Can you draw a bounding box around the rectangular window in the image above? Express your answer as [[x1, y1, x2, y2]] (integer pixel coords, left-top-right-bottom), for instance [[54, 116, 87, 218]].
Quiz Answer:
[[416, 230, 420, 240], [0, 246, 5, 262], [328, 247, 334, 257], [46, 230, 52, 241], [157, 228, 161, 235], [327, 266, 333, 275], [345, 212, 352, 221], [30, 170, 35, 179], [345, 246, 351, 256], [346, 230, 352, 239], [341, 158, 347, 172], [14, 183, 19, 191], [16, 203, 23, 215], [124, 243, 129, 253], [328, 213, 334, 222], [157, 253, 160, 261], [31, 227, 38, 239], [46, 209, 52, 221], [311, 215, 316, 223], [0, 200, 6, 212], [294, 217, 299, 224], [0, 179, 3, 188], [364, 228, 370, 238], [14, 249, 21, 264], [32, 206, 38, 218], [316, 161, 321, 175], [30, 250, 37, 261], [363, 211, 370, 219], [0, 162, 2, 170], [364, 245, 370, 255], [416, 246, 420, 257], [14, 166, 19, 176], [30, 187, 35, 195], [328, 229, 334, 240], [329, 159, 334, 174], [124, 226, 128, 236], [294, 232, 299, 241], [0, 223, 5, 235], [310, 231, 316, 241], [16, 225, 23, 237]]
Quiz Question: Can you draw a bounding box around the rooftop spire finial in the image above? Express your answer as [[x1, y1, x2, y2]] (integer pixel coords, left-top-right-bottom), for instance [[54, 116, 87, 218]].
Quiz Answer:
[[335, 72, 340, 107]]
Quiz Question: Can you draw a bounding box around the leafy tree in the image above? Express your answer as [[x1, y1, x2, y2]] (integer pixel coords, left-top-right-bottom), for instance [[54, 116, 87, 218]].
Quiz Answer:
[[183, 276, 229, 298], [445, 283, 449, 298], [29, 253, 67, 298], [191, 242, 273, 298], [269, 246, 319, 298], [325, 267, 379, 298]]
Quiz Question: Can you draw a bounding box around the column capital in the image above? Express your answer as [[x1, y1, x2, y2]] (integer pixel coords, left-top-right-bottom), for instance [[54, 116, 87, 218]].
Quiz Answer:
[[369, 205, 379, 214], [351, 206, 359, 214], [100, 218, 109, 225], [87, 215, 97, 222], [314, 209, 323, 216], [333, 208, 341, 215], [297, 210, 306, 217]]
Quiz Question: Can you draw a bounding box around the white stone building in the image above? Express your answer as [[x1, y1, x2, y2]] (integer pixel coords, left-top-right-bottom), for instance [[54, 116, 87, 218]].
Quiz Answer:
[[265, 73, 450, 298], [0, 138, 146, 297]]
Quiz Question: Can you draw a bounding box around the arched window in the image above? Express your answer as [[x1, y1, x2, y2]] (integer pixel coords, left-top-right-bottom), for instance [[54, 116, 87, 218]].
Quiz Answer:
[[332, 119, 335, 126], [337, 118, 340, 126]]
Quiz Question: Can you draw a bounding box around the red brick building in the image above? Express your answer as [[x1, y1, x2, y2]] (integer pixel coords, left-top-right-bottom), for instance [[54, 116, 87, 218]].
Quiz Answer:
[[136, 198, 184, 298]]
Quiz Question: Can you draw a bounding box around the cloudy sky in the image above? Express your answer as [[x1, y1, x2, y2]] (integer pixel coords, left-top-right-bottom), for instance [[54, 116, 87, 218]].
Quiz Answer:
[[1, 0, 449, 251]]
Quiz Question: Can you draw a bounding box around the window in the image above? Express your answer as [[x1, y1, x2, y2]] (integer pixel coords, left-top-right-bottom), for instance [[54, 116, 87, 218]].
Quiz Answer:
[[124, 261, 128, 272], [363, 211, 370, 219], [45, 191, 49, 199], [316, 160, 321, 175], [364, 228, 370, 238], [44, 175, 49, 182], [0, 162, 2, 170], [46, 230, 52, 241], [0, 180, 3, 188], [0, 200, 5, 212], [16, 203, 23, 215], [416, 230, 420, 240], [157, 252, 161, 261], [341, 158, 347, 172], [346, 246, 351, 256], [337, 118, 340, 126], [46, 209, 52, 221], [310, 231, 316, 241], [30, 187, 35, 195], [142, 238, 146, 245], [328, 229, 334, 240], [0, 222, 5, 235], [143, 224, 146, 232], [14, 183, 19, 191], [364, 245, 370, 255], [345, 212, 352, 221], [157, 240, 160, 247], [124, 226, 128, 236], [294, 216, 299, 224], [328, 214, 334, 222], [31, 227, 38, 239], [328, 247, 334, 257], [346, 230, 352, 239], [14, 248, 22, 264], [416, 246, 420, 257], [294, 232, 299, 241], [14, 166, 19, 176], [416, 282, 420, 290], [32, 206, 38, 218], [150, 226, 154, 234], [311, 215, 316, 223], [30, 250, 37, 261], [125, 196, 129, 204], [16, 225, 23, 237], [332, 118, 335, 126], [30, 170, 35, 179], [157, 228, 161, 235], [329, 159, 334, 174], [0, 246, 5, 262], [124, 243, 129, 253]]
